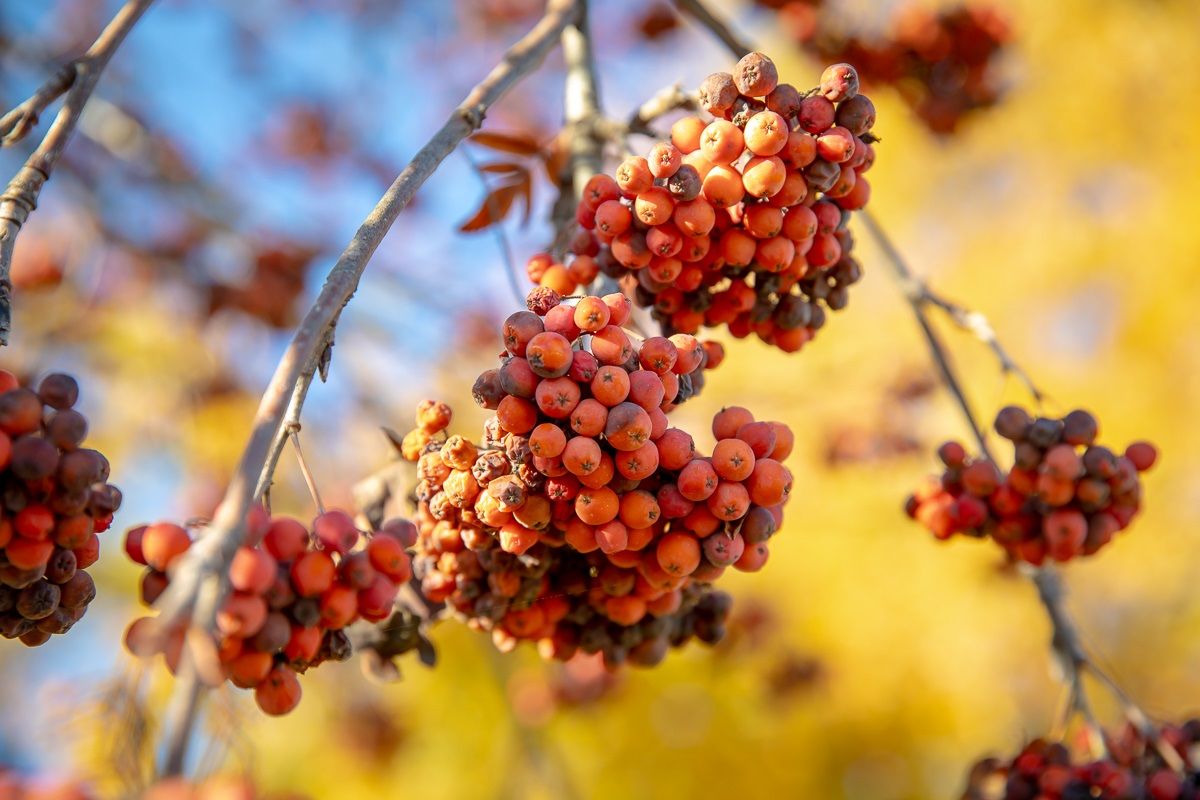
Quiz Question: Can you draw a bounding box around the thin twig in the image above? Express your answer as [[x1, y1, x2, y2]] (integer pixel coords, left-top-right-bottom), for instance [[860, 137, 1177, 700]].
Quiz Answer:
[[1027, 566, 1108, 758], [0, 63, 78, 147], [626, 83, 697, 135], [860, 210, 995, 461], [289, 430, 325, 514], [863, 213, 1044, 405], [0, 0, 156, 345], [256, 333, 328, 509], [672, 0, 752, 59], [152, 0, 582, 775]]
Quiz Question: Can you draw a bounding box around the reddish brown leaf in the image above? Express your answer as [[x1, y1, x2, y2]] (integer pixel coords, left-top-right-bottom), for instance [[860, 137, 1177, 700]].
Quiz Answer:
[[470, 131, 542, 156], [478, 161, 526, 175], [458, 182, 522, 232]]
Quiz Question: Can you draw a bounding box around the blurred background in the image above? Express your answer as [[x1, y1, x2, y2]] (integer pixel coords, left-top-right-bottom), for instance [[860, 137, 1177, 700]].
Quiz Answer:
[[1, 0, 1199, 797]]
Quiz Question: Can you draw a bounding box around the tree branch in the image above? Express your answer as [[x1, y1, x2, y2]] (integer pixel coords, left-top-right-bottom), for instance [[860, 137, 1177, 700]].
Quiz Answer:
[[859, 210, 996, 461], [550, 0, 604, 254], [152, 0, 582, 774], [0, 63, 78, 147], [561, 0, 603, 199], [0, 0, 156, 346], [672, 0, 752, 60]]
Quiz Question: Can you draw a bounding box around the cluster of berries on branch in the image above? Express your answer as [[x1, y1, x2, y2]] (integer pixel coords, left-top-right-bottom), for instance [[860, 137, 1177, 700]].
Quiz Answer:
[[754, 0, 1010, 134], [124, 508, 414, 715], [0, 370, 121, 647], [963, 721, 1200, 800], [400, 288, 794, 667], [906, 407, 1156, 565], [549, 52, 874, 354]]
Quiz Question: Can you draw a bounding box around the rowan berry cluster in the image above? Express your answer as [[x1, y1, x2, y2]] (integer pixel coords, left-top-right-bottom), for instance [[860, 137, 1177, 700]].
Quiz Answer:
[[399, 289, 794, 665], [0, 370, 120, 647], [124, 508, 414, 715], [962, 722, 1200, 800], [756, 0, 1010, 134], [563, 53, 872, 353], [906, 407, 1157, 565]]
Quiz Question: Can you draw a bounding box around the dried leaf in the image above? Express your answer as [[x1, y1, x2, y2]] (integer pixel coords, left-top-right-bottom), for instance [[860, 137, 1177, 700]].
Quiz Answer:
[[458, 182, 523, 232], [470, 130, 542, 156], [478, 161, 525, 175]]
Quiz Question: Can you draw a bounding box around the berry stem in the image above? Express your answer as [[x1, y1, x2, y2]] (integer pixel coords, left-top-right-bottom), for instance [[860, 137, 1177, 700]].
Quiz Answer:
[[672, 0, 753, 60], [1028, 565, 1109, 758], [861, 210, 1044, 407], [0, 0, 157, 347], [858, 210, 995, 461], [151, 0, 585, 777], [289, 430, 325, 515]]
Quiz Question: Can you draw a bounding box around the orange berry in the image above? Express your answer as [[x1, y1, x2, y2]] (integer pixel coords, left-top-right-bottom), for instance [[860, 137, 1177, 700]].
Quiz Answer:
[[496, 395, 538, 434], [634, 187, 674, 226], [602, 292, 632, 326], [564, 518, 599, 552], [577, 452, 615, 489], [227, 651, 274, 689], [671, 116, 706, 153], [573, 296, 611, 333], [575, 486, 619, 525], [768, 422, 795, 460], [615, 156, 653, 193], [264, 517, 309, 562], [367, 535, 411, 581], [744, 205, 783, 238], [742, 156, 787, 198], [142, 523, 192, 572], [707, 480, 751, 521], [539, 264, 576, 295], [229, 547, 277, 594], [590, 325, 633, 366], [604, 402, 653, 451], [594, 200, 632, 237], [563, 436, 602, 476], [673, 198, 716, 237], [591, 366, 631, 407], [743, 111, 788, 155], [648, 142, 682, 178], [5, 536, 53, 570], [656, 532, 701, 576], [677, 459, 718, 501], [595, 520, 628, 554], [569, 398, 608, 437], [619, 490, 661, 529], [529, 423, 567, 458], [746, 458, 791, 506], [700, 120, 744, 165], [499, 522, 538, 555], [712, 438, 756, 481], [713, 406, 755, 440], [526, 331, 573, 378], [736, 421, 778, 458], [313, 509, 360, 555], [357, 574, 399, 620], [534, 376, 582, 419], [605, 594, 647, 626], [615, 441, 660, 480], [290, 551, 335, 597], [702, 165, 745, 208], [733, 541, 769, 572], [255, 665, 302, 716], [217, 591, 268, 638]]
